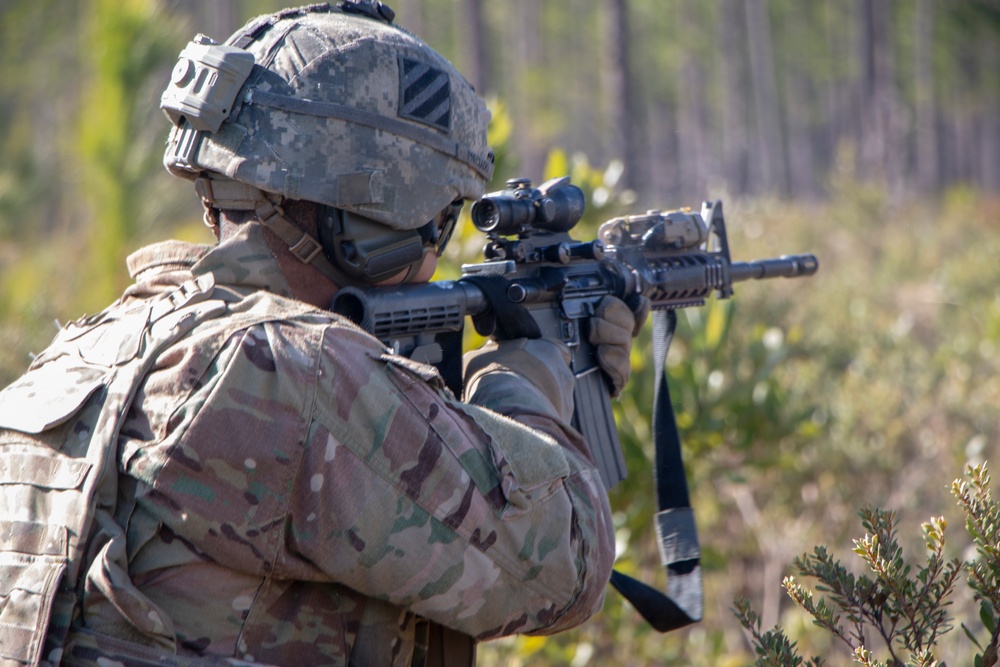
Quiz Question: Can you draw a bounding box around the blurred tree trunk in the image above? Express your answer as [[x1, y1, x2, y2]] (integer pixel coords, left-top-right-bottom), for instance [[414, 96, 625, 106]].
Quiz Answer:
[[914, 0, 938, 193], [950, 109, 976, 185], [209, 0, 238, 41], [675, 2, 710, 202], [782, 7, 818, 199], [566, 3, 604, 165], [858, 0, 903, 193], [823, 0, 856, 173], [717, 0, 750, 194], [913, 0, 940, 193], [602, 0, 643, 194], [508, 0, 544, 179], [646, 95, 678, 202], [784, 68, 817, 198], [981, 36, 1000, 191], [461, 0, 491, 95], [156, 0, 234, 40], [406, 0, 424, 38], [744, 0, 788, 196]]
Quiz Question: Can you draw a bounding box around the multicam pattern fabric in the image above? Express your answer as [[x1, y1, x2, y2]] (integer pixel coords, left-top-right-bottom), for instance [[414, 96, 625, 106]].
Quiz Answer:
[[2, 222, 613, 666]]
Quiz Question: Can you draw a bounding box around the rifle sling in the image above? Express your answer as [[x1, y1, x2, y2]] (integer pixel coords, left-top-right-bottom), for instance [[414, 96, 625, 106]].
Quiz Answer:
[[436, 329, 465, 398], [610, 309, 703, 632]]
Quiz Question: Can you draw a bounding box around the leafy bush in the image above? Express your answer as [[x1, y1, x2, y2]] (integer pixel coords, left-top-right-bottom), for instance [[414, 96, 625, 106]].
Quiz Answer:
[[736, 463, 1000, 667]]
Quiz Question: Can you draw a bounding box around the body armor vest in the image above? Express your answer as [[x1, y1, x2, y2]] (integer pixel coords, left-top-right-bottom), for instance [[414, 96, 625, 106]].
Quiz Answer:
[[0, 275, 229, 665], [0, 273, 475, 667]]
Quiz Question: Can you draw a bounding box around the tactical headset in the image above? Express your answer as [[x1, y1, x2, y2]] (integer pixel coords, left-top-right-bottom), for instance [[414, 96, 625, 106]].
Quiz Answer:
[[317, 197, 463, 284]]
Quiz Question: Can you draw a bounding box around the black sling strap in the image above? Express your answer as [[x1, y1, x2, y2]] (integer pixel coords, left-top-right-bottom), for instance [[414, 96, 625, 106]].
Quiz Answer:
[[609, 309, 703, 632]]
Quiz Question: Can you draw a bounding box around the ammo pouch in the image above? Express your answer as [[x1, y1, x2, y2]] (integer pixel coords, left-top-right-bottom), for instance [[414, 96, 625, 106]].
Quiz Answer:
[[0, 275, 225, 666]]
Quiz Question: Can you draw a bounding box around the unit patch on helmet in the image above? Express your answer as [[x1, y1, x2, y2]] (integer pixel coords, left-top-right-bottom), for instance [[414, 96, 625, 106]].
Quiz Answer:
[[398, 56, 451, 133]]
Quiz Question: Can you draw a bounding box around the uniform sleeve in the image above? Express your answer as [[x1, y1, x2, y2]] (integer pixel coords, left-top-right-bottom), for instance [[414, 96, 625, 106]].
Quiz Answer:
[[462, 337, 598, 467], [281, 324, 615, 640]]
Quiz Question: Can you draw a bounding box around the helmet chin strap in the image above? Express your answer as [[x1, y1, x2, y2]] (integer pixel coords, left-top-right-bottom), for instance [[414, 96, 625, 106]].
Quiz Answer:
[[195, 175, 353, 287]]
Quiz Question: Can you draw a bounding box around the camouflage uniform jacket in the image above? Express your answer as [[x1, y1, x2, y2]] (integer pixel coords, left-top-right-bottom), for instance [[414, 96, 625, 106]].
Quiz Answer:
[[64, 223, 614, 665]]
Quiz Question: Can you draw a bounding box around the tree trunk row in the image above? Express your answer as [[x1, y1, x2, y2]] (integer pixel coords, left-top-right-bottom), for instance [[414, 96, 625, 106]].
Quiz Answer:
[[447, 0, 1000, 203]]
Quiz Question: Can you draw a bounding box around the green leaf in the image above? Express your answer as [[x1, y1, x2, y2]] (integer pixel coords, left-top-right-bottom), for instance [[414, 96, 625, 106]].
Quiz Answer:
[[982, 599, 997, 634], [963, 622, 985, 650], [703, 299, 729, 351]]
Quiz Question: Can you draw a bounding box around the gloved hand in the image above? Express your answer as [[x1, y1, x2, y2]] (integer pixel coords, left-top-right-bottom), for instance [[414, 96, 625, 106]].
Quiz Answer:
[[588, 294, 650, 396]]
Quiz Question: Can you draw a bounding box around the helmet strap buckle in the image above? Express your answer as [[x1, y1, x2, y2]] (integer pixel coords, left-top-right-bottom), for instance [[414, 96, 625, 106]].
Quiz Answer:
[[194, 175, 221, 230], [288, 234, 324, 265], [254, 199, 320, 265]]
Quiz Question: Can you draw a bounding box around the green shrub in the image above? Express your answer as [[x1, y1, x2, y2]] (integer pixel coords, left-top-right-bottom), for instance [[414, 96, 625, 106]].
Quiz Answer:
[[736, 463, 1000, 667]]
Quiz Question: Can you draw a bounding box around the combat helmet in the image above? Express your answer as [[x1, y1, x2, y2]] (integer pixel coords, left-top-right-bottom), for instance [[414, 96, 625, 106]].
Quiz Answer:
[[160, 1, 494, 283]]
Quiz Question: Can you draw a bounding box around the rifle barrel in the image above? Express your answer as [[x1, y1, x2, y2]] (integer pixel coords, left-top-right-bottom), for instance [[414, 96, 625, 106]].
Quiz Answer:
[[730, 254, 819, 282]]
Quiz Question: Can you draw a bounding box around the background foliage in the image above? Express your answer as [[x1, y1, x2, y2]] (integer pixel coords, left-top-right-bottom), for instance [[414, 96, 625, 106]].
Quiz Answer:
[[0, 1, 998, 665]]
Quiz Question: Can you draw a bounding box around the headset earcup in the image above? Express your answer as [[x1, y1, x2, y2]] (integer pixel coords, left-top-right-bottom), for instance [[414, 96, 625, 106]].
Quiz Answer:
[[317, 206, 428, 284]]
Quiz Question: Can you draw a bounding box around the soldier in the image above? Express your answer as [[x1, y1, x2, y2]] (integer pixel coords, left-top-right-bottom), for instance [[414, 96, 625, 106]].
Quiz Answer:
[[0, 3, 645, 665]]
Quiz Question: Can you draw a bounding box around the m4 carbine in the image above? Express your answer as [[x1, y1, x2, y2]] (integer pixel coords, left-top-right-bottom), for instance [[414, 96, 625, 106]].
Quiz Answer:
[[332, 176, 818, 490]]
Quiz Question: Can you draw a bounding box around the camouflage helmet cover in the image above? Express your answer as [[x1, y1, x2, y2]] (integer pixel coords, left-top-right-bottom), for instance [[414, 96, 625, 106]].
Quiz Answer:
[[163, 3, 494, 230]]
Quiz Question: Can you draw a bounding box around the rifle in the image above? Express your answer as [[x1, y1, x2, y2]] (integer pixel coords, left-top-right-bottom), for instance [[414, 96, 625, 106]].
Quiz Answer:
[[331, 176, 818, 490], [333, 175, 816, 631]]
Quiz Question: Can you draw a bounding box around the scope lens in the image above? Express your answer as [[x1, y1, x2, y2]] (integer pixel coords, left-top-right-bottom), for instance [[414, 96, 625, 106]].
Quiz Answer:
[[470, 199, 501, 232]]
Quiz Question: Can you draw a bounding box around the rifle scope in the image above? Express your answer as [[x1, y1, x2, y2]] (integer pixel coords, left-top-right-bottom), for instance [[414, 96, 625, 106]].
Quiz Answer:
[[471, 177, 585, 236]]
